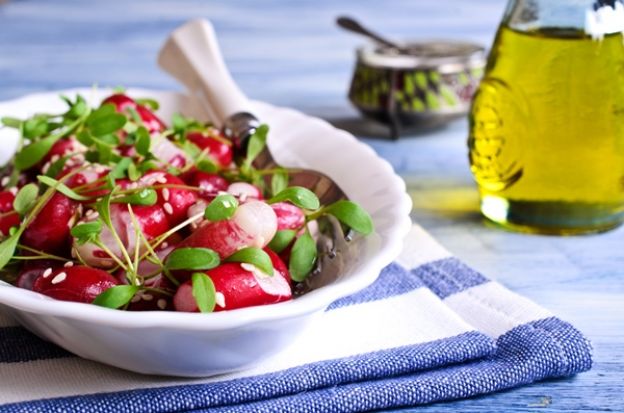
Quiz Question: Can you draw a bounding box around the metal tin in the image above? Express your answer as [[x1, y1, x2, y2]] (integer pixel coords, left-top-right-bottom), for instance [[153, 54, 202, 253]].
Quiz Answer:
[[348, 40, 486, 138]]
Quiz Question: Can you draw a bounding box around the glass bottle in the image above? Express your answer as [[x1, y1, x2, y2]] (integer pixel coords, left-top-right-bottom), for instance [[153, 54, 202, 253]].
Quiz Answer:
[[468, 0, 624, 234]]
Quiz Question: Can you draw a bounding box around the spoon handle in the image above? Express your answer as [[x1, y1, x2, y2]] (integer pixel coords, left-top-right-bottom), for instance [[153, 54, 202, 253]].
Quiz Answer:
[[158, 19, 253, 129], [336, 16, 399, 50]]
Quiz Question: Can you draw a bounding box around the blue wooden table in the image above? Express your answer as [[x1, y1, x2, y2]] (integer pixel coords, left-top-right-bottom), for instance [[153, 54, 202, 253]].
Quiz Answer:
[[0, 0, 622, 411]]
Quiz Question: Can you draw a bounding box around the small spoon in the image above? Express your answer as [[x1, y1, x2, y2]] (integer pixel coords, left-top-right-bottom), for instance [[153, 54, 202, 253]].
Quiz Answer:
[[336, 16, 408, 53]]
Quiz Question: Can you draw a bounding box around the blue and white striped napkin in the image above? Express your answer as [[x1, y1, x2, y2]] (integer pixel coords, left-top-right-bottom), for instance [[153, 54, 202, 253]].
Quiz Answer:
[[0, 225, 592, 413]]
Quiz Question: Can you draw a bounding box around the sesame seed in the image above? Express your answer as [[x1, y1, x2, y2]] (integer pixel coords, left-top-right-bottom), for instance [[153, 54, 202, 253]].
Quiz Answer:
[[160, 242, 169, 249], [23, 139, 31, 145], [162, 188, 170, 201], [241, 263, 256, 272], [156, 176, 168, 184], [8, 187, 17, 195], [131, 295, 141, 303], [50, 154, 60, 163], [41, 162, 51, 174], [51, 272, 67, 285], [1, 177, 9, 187], [157, 299, 167, 310], [64, 261, 74, 268], [42, 268, 53, 278], [85, 209, 94, 216], [142, 294, 153, 301], [163, 202, 173, 215], [239, 194, 248, 203], [215, 292, 226, 308]]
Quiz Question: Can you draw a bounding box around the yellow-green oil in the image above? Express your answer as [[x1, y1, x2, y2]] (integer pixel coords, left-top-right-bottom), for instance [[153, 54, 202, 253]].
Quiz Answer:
[[469, 26, 624, 234]]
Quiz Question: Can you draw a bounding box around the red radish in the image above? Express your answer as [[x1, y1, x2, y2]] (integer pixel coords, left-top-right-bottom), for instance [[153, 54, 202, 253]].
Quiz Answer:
[[73, 204, 169, 268], [22, 193, 78, 255], [32, 265, 119, 304], [103, 94, 166, 133], [174, 200, 277, 261], [139, 171, 197, 226], [173, 249, 292, 312], [0, 190, 20, 236], [16, 259, 60, 291], [134, 105, 166, 133], [60, 165, 109, 200], [186, 131, 233, 168], [227, 182, 263, 201], [41, 137, 86, 167], [186, 171, 228, 200], [102, 93, 137, 112], [271, 202, 305, 230]]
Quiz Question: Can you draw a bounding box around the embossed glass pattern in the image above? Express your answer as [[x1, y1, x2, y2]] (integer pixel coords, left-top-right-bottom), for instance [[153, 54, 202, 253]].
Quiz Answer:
[[469, 0, 624, 234]]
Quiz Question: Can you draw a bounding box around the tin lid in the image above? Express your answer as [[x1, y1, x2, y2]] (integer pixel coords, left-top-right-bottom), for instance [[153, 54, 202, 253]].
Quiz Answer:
[[357, 40, 485, 71]]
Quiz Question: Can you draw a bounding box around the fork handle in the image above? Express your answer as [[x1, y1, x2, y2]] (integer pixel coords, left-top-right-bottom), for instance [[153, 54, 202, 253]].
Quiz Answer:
[[158, 19, 254, 134]]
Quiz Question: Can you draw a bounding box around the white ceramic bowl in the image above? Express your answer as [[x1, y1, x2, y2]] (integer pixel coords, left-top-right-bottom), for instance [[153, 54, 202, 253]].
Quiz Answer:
[[0, 88, 412, 377]]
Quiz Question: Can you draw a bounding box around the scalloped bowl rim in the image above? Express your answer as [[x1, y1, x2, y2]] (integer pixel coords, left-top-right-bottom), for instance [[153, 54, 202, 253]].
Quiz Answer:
[[0, 88, 412, 330]]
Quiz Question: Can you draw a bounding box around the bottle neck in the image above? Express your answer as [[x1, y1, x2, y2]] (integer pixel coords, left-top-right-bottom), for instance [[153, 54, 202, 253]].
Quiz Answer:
[[503, 0, 624, 38]]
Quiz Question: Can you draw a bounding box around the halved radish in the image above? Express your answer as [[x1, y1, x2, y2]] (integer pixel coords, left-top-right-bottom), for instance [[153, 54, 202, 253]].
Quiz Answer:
[[32, 265, 119, 303]]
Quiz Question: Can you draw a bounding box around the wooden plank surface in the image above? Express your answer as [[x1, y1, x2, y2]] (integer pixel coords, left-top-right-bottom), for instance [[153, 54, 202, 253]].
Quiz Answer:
[[0, 0, 622, 411]]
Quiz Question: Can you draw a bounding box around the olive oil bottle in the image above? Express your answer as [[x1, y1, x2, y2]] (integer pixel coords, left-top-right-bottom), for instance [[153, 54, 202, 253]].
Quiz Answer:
[[469, 24, 624, 234]]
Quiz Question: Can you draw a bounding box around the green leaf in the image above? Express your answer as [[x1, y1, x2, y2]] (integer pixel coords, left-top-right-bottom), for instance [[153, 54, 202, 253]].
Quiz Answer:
[[0, 229, 22, 270], [23, 116, 49, 139], [268, 186, 320, 210], [165, 247, 220, 271], [172, 113, 188, 132], [37, 175, 89, 201], [70, 220, 102, 245], [14, 134, 63, 171], [135, 98, 160, 111], [112, 188, 157, 206], [267, 229, 296, 254], [204, 194, 239, 221], [76, 130, 94, 146], [196, 159, 218, 173], [95, 141, 113, 164], [181, 140, 202, 161], [289, 232, 317, 282], [109, 157, 133, 180], [65, 95, 88, 119], [13, 183, 38, 215], [93, 285, 140, 309], [44, 154, 70, 179], [226, 247, 274, 276], [127, 162, 140, 181], [324, 200, 374, 235], [1, 117, 22, 129], [245, 124, 269, 166], [96, 190, 114, 229], [86, 105, 126, 137], [37, 175, 90, 201], [14, 114, 85, 171], [135, 127, 151, 156], [271, 168, 289, 197], [191, 272, 216, 313]]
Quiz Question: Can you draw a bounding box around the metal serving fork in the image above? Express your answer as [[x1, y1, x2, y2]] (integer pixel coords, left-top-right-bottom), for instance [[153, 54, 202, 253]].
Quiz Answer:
[[157, 19, 348, 206], [158, 19, 354, 292]]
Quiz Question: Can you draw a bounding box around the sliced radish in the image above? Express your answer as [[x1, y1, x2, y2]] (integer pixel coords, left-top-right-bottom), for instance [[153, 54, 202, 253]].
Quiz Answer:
[[174, 200, 277, 260], [227, 182, 263, 202], [173, 250, 291, 313], [271, 202, 305, 230]]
